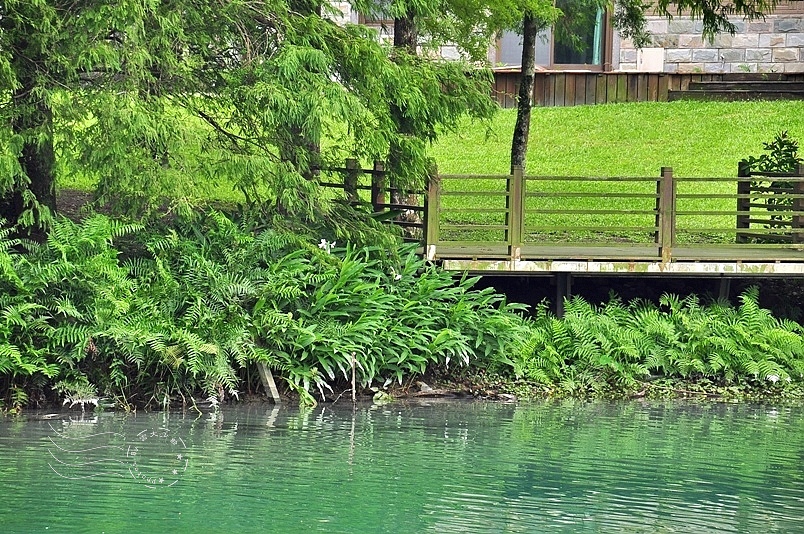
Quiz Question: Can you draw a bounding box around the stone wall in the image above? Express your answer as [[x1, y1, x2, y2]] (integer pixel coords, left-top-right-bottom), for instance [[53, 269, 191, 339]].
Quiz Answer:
[[618, 15, 804, 73]]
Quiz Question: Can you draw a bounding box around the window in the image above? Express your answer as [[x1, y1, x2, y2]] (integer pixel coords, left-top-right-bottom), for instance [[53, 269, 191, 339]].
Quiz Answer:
[[495, 2, 611, 71], [552, 0, 606, 67]]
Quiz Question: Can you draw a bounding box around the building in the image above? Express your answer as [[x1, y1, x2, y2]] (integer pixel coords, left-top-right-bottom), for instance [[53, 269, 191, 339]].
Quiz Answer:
[[493, 1, 804, 74]]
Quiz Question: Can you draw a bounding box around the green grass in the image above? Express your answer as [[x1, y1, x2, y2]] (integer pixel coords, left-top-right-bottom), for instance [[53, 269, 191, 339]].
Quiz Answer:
[[429, 101, 804, 243], [431, 100, 804, 176]]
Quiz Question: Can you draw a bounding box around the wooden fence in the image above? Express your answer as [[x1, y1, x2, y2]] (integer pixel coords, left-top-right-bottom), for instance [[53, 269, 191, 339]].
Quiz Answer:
[[492, 72, 804, 108], [317, 159, 425, 240], [318, 160, 804, 274], [425, 167, 804, 275], [737, 162, 804, 244]]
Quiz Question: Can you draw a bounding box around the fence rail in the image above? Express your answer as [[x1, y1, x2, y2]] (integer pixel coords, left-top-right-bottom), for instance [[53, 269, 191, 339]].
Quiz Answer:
[[317, 159, 804, 275], [426, 165, 804, 275], [317, 159, 425, 240]]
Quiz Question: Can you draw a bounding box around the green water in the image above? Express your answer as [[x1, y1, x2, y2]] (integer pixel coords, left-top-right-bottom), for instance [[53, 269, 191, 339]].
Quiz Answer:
[[1, 400, 803, 533]]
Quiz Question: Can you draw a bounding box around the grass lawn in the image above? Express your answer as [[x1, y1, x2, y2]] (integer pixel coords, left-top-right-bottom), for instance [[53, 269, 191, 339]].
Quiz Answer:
[[431, 100, 804, 177], [428, 100, 804, 244]]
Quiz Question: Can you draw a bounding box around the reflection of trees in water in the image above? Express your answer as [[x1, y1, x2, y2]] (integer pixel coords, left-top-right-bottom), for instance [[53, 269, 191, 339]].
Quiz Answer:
[[4, 402, 802, 531], [554, 0, 605, 65]]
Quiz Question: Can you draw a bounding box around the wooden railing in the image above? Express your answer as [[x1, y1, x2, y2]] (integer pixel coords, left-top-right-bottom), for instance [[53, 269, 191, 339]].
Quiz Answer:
[[737, 162, 804, 244], [317, 159, 425, 240], [425, 167, 804, 268]]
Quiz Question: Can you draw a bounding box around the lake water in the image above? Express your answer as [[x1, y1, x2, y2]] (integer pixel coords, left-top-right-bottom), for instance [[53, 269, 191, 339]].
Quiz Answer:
[[1, 400, 803, 533]]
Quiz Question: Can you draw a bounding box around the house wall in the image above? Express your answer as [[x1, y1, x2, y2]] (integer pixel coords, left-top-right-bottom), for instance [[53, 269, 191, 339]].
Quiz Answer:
[[618, 14, 804, 73]]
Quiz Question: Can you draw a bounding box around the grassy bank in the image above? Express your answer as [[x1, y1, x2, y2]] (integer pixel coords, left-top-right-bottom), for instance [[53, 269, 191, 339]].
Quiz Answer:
[[431, 100, 804, 176]]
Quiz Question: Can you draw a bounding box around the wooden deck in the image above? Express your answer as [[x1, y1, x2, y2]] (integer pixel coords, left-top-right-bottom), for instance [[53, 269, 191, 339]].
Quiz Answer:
[[424, 166, 804, 277]]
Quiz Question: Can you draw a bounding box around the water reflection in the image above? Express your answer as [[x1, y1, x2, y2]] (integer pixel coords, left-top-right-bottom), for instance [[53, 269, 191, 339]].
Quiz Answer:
[[0, 400, 802, 533]]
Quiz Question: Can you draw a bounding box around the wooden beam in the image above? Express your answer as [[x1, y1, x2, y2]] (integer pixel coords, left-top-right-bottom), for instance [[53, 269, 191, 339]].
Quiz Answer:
[[257, 361, 282, 403], [441, 259, 804, 276]]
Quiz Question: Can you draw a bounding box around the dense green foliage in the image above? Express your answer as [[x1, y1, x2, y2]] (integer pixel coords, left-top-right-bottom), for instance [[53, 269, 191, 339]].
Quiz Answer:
[[515, 289, 804, 397], [0, 211, 530, 409], [0, 0, 495, 228], [743, 130, 802, 174], [2, 207, 802, 410]]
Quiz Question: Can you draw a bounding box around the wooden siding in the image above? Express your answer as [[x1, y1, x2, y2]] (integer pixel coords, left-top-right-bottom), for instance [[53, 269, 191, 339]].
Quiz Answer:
[[493, 72, 804, 108]]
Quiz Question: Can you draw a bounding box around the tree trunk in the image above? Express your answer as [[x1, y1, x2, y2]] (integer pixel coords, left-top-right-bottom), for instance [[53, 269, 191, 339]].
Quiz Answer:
[[510, 14, 538, 174], [393, 13, 417, 54], [390, 11, 417, 205], [0, 70, 56, 233]]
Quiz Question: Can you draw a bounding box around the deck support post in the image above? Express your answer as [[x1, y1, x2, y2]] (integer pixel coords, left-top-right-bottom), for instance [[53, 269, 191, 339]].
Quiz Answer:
[[555, 273, 572, 317], [658, 167, 676, 262], [370, 160, 385, 213], [344, 158, 359, 203], [718, 278, 732, 302], [508, 166, 524, 261], [425, 167, 440, 260]]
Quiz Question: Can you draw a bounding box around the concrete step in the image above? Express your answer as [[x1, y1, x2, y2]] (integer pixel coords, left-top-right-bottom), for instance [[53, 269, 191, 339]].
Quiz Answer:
[[668, 89, 804, 101]]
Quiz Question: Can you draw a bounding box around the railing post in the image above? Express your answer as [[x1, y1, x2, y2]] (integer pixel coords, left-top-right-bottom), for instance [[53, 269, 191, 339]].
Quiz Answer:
[[794, 163, 804, 244], [658, 167, 675, 262], [344, 158, 359, 203], [425, 166, 440, 260], [371, 160, 385, 213], [736, 159, 751, 243], [508, 166, 524, 261]]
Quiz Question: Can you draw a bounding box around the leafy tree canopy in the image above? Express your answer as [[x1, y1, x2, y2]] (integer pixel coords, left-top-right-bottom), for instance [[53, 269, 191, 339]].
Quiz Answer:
[[0, 0, 494, 227]]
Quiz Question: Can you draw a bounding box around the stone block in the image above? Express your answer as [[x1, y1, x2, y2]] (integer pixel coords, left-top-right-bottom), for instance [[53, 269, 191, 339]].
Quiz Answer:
[[759, 34, 788, 47], [784, 63, 804, 73], [678, 35, 704, 48], [720, 49, 745, 62], [668, 19, 703, 33], [731, 34, 760, 48], [620, 49, 638, 63], [652, 35, 679, 48], [677, 62, 705, 73], [729, 21, 746, 33], [665, 49, 692, 63], [745, 48, 772, 62], [772, 48, 799, 61], [620, 37, 634, 49], [619, 63, 638, 71], [757, 63, 783, 73], [729, 63, 756, 73], [788, 34, 804, 47], [775, 19, 803, 33], [704, 63, 726, 73], [711, 34, 733, 48], [692, 49, 719, 62], [745, 22, 773, 33], [647, 20, 669, 34], [664, 63, 679, 73]]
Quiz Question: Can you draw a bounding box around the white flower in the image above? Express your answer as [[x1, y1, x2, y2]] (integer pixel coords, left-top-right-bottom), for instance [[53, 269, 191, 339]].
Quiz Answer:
[[318, 239, 336, 253], [390, 268, 403, 281], [767, 374, 780, 383]]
